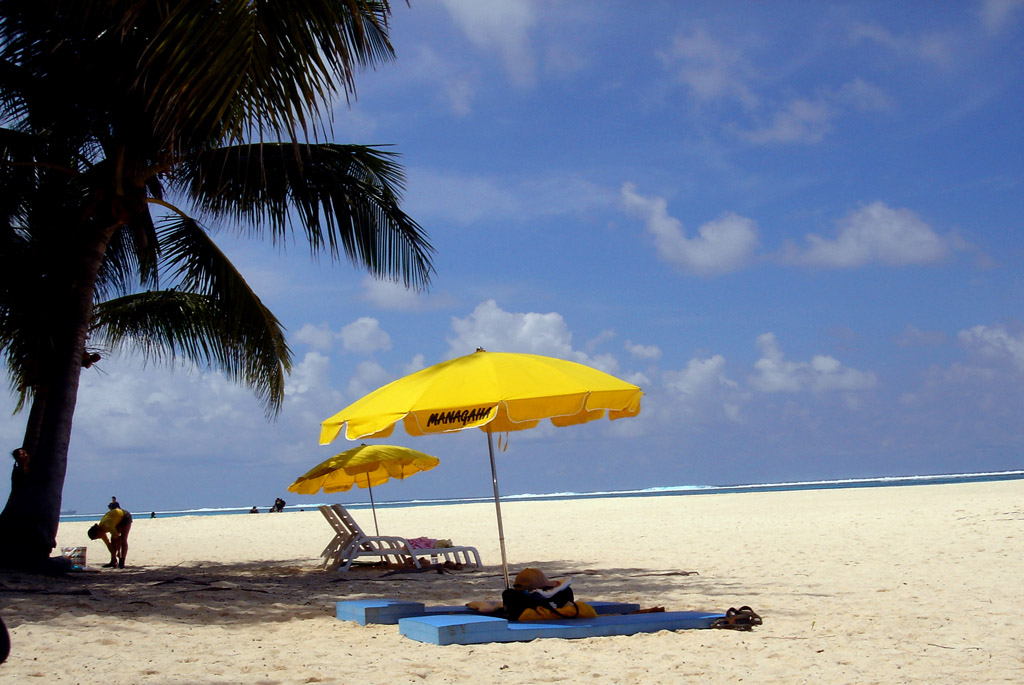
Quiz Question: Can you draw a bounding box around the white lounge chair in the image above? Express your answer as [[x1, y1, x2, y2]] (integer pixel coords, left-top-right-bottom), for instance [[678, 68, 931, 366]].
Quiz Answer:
[[317, 504, 482, 572]]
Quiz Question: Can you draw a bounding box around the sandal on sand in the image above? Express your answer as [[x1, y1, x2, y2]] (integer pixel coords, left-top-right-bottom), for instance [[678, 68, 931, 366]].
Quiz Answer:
[[711, 606, 762, 631]]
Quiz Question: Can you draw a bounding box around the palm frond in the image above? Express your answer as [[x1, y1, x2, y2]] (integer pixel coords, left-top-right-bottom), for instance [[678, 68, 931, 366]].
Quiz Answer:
[[97, 213, 161, 300], [175, 142, 434, 290], [92, 289, 291, 418], [132, 0, 398, 146], [0, 221, 57, 409]]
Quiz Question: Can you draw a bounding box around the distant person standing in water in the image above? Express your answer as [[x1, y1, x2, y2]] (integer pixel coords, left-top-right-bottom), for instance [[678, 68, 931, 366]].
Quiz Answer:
[[88, 507, 133, 568], [109, 496, 120, 509]]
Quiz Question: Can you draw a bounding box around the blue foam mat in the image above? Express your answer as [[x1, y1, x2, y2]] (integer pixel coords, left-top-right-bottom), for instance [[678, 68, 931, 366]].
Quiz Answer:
[[398, 610, 725, 645], [336, 599, 642, 625]]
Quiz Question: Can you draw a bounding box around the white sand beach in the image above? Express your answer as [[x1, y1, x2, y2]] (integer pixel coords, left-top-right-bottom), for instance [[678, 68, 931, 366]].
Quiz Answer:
[[1, 479, 1022, 683]]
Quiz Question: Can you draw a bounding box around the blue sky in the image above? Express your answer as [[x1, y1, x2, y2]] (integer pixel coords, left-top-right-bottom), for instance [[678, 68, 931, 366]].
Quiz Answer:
[[4, 0, 1023, 514]]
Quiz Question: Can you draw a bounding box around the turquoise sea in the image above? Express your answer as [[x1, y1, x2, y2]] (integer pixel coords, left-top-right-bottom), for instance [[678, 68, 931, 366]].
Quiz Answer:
[[59, 469, 1024, 523]]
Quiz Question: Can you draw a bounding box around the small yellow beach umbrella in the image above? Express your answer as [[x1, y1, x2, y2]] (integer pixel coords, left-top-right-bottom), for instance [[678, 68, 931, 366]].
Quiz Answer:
[[319, 349, 643, 587], [288, 444, 439, 536]]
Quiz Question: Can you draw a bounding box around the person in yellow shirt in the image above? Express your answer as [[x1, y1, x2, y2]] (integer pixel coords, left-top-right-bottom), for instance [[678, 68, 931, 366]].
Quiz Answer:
[[88, 507, 133, 568]]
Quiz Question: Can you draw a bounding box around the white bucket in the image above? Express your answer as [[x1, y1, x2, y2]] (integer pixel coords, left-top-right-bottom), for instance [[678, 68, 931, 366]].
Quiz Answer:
[[61, 546, 86, 566]]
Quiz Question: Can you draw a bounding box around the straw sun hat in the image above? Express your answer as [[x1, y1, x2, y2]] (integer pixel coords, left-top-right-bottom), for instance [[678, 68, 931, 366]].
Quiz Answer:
[[512, 568, 562, 592]]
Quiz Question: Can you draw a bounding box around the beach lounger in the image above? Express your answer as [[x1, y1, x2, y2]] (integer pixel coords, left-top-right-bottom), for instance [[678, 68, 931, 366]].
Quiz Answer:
[[317, 505, 357, 569], [317, 504, 482, 572]]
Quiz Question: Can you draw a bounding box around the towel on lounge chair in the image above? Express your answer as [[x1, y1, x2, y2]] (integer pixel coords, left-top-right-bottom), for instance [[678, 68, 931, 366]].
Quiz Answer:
[[406, 537, 436, 550]]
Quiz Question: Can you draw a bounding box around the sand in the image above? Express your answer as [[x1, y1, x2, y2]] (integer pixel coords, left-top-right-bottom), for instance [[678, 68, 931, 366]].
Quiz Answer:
[[1, 479, 1022, 683]]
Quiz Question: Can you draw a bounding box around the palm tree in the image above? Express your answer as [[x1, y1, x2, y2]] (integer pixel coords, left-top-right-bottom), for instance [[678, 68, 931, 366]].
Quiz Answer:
[[0, 0, 434, 568]]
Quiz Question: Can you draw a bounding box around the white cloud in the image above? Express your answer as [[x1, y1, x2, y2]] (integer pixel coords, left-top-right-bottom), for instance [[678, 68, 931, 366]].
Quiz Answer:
[[659, 24, 889, 147], [346, 360, 390, 401], [808, 354, 878, 392], [622, 370, 651, 390], [402, 353, 428, 376], [445, 300, 627, 376], [70, 356, 331, 471], [741, 97, 834, 145], [360, 276, 424, 311], [749, 333, 876, 393], [739, 79, 891, 145], [664, 355, 731, 397], [585, 329, 616, 354], [959, 324, 1024, 371], [849, 22, 956, 65], [621, 183, 758, 276], [75, 367, 187, 449], [285, 351, 332, 397], [439, 0, 537, 87], [583, 352, 622, 376], [293, 319, 398, 356], [339, 317, 392, 355], [447, 299, 575, 359], [659, 29, 758, 108], [980, 0, 1024, 33], [401, 44, 479, 116], [749, 334, 801, 393], [836, 78, 894, 112], [443, 75, 476, 117], [785, 201, 951, 267], [625, 340, 662, 360], [660, 355, 745, 424], [925, 361, 998, 385], [293, 323, 335, 351]]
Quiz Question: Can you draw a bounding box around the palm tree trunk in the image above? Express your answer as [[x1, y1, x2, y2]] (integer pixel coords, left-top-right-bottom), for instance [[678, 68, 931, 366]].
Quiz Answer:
[[20, 389, 46, 457], [0, 226, 111, 569]]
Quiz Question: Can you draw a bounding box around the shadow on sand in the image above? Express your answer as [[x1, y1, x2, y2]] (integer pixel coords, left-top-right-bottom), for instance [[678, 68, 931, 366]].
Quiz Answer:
[[0, 557, 772, 630]]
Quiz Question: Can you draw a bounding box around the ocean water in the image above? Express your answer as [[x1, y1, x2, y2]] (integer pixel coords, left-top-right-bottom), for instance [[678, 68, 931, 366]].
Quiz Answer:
[[59, 469, 1024, 523]]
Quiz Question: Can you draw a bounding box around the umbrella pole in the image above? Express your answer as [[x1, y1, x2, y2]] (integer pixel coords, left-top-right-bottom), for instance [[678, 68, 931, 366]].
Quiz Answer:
[[367, 477, 387, 567], [487, 429, 511, 589], [367, 477, 380, 537]]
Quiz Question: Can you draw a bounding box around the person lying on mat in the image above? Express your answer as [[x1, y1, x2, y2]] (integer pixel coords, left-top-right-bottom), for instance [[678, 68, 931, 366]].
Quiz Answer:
[[88, 507, 133, 568], [467, 567, 596, 620]]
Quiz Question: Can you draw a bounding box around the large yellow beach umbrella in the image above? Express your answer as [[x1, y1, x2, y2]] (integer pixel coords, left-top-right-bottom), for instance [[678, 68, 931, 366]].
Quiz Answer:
[[288, 443, 439, 536], [319, 349, 643, 587]]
